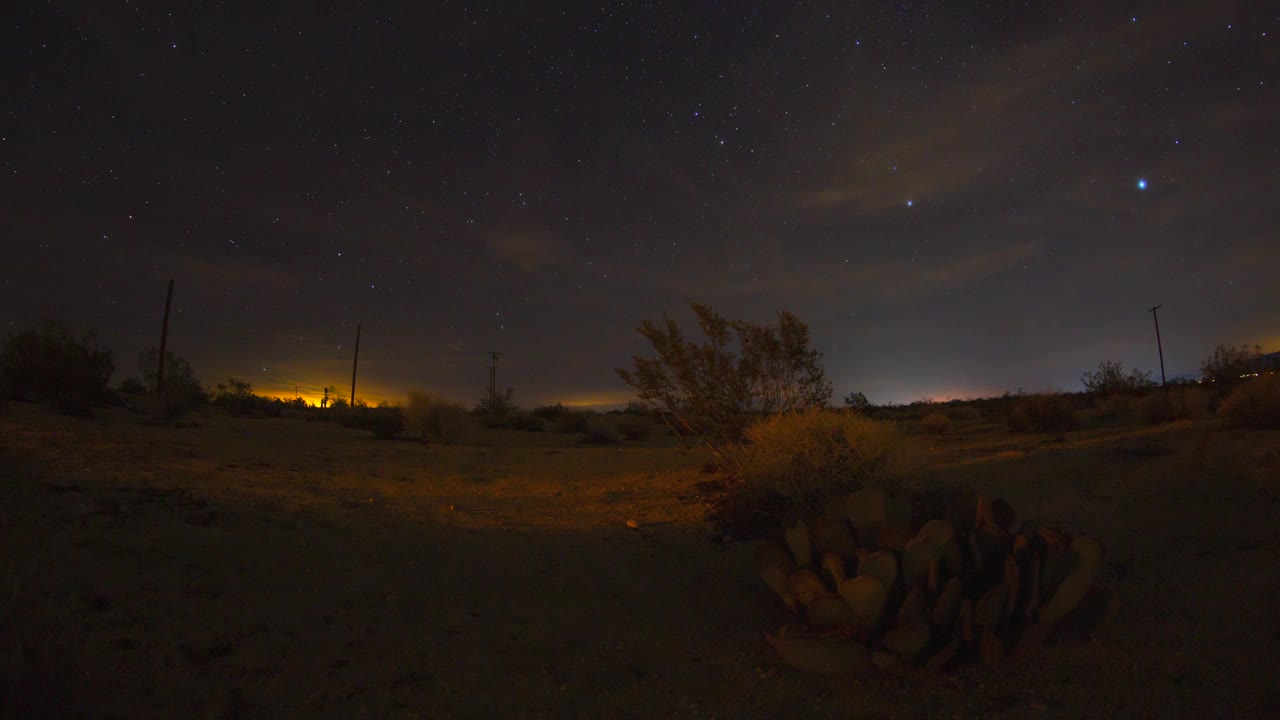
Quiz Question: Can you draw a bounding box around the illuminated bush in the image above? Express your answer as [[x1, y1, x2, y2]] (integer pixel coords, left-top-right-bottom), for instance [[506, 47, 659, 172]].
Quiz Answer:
[[1081, 360, 1154, 395], [920, 412, 952, 435], [1005, 393, 1078, 433], [1219, 375, 1280, 429], [407, 391, 477, 444], [734, 409, 903, 504]]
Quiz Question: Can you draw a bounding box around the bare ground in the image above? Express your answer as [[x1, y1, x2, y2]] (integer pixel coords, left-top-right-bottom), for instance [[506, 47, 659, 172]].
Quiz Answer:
[[2, 402, 1278, 719]]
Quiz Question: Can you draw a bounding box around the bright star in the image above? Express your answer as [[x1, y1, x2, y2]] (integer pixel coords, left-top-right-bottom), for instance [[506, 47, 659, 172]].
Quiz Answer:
[[1137, 179, 1147, 190], [906, 199, 914, 207]]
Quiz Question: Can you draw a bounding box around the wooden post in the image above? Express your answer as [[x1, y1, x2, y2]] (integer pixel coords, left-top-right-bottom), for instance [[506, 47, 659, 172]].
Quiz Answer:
[[1149, 305, 1166, 390], [156, 279, 174, 396], [350, 324, 361, 407]]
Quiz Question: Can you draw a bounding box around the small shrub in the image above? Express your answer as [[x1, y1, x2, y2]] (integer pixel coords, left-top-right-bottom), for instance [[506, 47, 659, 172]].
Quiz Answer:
[[582, 415, 623, 444], [1219, 375, 1280, 428], [505, 410, 545, 432], [1006, 393, 1078, 433], [735, 408, 903, 504], [119, 377, 146, 395], [615, 413, 655, 441], [407, 391, 478, 444], [557, 410, 592, 434], [920, 412, 952, 435]]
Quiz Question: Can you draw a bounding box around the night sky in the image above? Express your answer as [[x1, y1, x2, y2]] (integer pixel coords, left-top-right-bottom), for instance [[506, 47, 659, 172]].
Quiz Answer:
[[4, 2, 1277, 407]]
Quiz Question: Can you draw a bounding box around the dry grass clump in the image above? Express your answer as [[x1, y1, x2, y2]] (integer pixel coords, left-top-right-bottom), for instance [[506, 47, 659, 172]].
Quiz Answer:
[[1137, 386, 1213, 424], [920, 412, 952, 435], [1219, 375, 1280, 428], [406, 391, 478, 444], [1006, 393, 1078, 433], [734, 408, 904, 504]]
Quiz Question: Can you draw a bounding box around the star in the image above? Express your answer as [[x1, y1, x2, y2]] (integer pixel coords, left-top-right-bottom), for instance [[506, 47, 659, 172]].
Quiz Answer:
[[906, 199, 914, 207], [1136, 179, 1147, 190]]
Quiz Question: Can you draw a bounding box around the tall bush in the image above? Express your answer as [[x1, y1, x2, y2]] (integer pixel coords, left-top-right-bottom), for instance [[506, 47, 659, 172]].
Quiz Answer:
[[617, 303, 832, 463]]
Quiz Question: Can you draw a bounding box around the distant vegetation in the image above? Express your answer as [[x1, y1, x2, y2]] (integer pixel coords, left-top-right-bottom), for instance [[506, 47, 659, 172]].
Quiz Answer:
[[1201, 344, 1265, 385], [1219, 375, 1280, 428]]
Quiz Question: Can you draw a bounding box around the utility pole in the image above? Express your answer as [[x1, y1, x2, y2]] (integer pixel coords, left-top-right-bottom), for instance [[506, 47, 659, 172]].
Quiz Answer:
[[486, 351, 503, 411], [350, 324, 362, 407], [155, 279, 174, 396], [1149, 305, 1167, 390]]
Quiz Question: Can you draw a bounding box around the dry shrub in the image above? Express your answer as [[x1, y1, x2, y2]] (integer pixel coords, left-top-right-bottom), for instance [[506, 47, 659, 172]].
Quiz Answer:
[[614, 413, 655, 441], [1094, 394, 1135, 418], [734, 408, 903, 504], [1219, 375, 1280, 428], [1006, 393, 1079, 433], [582, 415, 623, 444], [920, 412, 952, 435], [406, 391, 478, 444], [944, 405, 981, 421], [1137, 386, 1214, 424]]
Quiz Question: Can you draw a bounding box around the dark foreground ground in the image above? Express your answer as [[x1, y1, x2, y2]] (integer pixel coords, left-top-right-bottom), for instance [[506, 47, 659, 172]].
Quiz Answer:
[[2, 401, 1278, 718]]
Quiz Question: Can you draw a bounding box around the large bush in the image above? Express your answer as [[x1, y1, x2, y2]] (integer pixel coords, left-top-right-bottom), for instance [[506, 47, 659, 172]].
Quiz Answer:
[[407, 391, 478, 444], [1219, 375, 1280, 429], [734, 409, 903, 505], [0, 318, 113, 415], [1005, 393, 1078, 433], [617, 303, 832, 463]]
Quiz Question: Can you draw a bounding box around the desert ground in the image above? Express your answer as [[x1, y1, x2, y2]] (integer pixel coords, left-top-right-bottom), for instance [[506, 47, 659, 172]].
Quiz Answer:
[[2, 400, 1278, 719]]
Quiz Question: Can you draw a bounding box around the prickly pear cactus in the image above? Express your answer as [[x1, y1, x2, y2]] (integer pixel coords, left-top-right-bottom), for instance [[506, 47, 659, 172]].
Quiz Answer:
[[756, 490, 1114, 675]]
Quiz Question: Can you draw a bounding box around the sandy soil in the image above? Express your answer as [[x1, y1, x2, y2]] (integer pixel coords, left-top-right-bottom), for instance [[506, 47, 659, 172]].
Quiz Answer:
[[2, 401, 1278, 719]]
